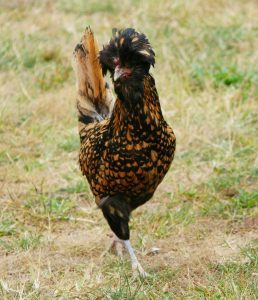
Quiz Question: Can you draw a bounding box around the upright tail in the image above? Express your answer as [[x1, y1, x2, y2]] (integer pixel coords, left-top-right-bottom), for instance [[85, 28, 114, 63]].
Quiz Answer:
[[73, 27, 114, 137]]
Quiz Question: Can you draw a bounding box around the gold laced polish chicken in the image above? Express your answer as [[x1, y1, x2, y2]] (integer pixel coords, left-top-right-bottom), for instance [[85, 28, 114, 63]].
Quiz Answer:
[[73, 27, 176, 276]]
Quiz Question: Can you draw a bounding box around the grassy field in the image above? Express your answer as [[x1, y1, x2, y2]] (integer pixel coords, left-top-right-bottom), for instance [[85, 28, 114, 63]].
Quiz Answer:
[[0, 0, 257, 299]]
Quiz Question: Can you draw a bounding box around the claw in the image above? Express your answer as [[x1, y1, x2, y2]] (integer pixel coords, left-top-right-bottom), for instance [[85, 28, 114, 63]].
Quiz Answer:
[[132, 263, 149, 278]]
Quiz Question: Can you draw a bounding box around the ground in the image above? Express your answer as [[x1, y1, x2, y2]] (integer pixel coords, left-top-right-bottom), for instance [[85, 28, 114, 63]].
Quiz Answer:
[[0, 0, 257, 299]]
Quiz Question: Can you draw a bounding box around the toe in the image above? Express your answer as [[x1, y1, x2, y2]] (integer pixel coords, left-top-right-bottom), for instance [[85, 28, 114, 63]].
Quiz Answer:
[[132, 264, 149, 278]]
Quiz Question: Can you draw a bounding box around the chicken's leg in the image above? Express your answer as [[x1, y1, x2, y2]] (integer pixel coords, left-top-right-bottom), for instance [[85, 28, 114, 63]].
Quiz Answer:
[[124, 240, 148, 277], [100, 195, 147, 277], [101, 233, 124, 258]]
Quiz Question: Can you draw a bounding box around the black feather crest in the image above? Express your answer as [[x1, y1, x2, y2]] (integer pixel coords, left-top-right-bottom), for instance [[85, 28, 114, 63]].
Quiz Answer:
[[99, 28, 155, 75]]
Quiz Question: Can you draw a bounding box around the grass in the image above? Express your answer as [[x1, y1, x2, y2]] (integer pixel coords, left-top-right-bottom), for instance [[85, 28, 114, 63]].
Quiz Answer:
[[0, 0, 257, 299]]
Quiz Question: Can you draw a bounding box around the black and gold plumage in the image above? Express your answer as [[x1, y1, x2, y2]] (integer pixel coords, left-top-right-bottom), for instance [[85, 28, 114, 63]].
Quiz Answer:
[[73, 27, 176, 276]]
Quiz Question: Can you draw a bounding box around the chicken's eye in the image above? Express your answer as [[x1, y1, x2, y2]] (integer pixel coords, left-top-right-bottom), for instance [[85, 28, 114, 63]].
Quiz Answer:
[[113, 57, 120, 66]]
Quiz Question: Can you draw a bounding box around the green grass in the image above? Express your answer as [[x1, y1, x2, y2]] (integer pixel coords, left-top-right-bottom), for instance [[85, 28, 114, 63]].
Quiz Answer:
[[0, 219, 16, 237], [0, 0, 257, 299]]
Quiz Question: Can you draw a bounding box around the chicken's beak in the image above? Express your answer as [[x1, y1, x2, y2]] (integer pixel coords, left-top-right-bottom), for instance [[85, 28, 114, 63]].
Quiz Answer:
[[114, 66, 123, 82]]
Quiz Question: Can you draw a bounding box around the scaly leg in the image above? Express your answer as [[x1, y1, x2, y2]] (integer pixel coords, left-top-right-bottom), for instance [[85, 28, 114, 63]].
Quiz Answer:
[[101, 233, 124, 258], [100, 195, 147, 276], [124, 240, 148, 277]]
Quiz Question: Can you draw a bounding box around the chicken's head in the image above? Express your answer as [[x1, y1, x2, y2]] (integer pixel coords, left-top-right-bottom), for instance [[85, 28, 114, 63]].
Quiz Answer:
[[99, 28, 155, 82]]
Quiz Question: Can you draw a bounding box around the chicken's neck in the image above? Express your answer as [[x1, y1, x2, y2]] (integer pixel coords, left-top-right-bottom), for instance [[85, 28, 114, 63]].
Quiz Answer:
[[111, 74, 164, 136]]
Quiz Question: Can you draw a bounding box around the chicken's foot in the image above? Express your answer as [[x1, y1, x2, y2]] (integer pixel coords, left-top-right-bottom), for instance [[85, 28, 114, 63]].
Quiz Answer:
[[124, 240, 148, 278], [101, 233, 124, 258]]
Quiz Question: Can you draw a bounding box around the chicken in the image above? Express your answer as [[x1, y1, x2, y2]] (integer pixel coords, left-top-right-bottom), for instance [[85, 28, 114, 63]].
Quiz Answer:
[[73, 27, 176, 276]]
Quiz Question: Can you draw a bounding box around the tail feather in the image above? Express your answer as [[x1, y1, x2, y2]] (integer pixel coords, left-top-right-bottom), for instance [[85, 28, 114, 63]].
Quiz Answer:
[[73, 27, 114, 136]]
